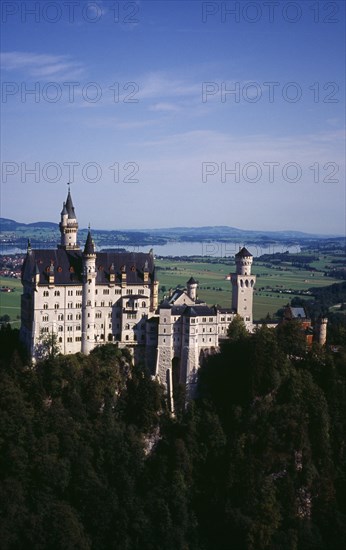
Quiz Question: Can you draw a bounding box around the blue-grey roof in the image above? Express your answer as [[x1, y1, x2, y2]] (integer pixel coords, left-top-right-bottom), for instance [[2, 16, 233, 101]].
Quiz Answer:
[[83, 230, 95, 255], [290, 307, 307, 319], [235, 247, 252, 258], [22, 249, 155, 286], [65, 191, 76, 219]]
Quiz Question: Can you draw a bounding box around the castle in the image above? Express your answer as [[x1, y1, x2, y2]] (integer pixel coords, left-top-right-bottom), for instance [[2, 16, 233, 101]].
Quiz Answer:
[[20, 188, 268, 402]]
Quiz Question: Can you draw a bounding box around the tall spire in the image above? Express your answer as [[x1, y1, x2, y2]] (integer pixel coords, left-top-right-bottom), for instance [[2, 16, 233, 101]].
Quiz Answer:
[[83, 228, 95, 256], [58, 185, 79, 250], [65, 185, 76, 219]]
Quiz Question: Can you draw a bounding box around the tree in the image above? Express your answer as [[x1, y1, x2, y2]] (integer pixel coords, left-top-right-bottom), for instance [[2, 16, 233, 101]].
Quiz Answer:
[[35, 329, 60, 360], [227, 315, 249, 342]]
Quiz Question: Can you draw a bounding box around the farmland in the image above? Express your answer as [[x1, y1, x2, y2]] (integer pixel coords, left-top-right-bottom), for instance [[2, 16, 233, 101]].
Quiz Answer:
[[0, 248, 344, 324], [155, 254, 342, 320]]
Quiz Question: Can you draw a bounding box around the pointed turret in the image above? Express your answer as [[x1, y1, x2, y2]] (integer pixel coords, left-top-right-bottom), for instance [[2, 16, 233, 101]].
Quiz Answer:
[[83, 229, 96, 256], [231, 246, 256, 326], [65, 189, 76, 219], [59, 186, 79, 250], [235, 246, 253, 275], [187, 277, 198, 301], [81, 228, 97, 355]]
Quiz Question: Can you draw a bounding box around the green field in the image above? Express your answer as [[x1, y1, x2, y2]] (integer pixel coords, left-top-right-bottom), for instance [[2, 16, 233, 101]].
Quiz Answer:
[[0, 253, 343, 324], [0, 277, 22, 326], [156, 256, 342, 320]]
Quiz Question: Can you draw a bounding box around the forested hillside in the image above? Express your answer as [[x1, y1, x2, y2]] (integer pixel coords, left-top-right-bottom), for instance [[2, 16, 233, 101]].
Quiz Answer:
[[0, 325, 345, 549]]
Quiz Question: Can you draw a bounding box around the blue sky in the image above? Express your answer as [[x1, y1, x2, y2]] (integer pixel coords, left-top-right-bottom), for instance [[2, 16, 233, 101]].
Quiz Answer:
[[1, 0, 345, 234]]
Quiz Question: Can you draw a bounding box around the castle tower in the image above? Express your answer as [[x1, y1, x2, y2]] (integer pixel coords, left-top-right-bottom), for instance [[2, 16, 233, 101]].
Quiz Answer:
[[231, 247, 256, 325], [187, 277, 198, 301], [81, 229, 97, 354], [316, 316, 328, 346], [59, 187, 79, 250]]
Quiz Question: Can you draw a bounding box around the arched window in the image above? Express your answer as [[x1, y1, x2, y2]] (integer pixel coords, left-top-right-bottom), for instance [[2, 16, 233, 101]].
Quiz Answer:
[[142, 301, 146, 307]]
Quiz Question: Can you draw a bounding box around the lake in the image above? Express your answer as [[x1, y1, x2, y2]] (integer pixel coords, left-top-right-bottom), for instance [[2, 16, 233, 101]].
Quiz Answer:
[[0, 241, 301, 257]]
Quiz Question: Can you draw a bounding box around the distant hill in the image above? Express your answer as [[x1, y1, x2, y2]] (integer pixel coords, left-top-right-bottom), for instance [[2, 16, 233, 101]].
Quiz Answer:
[[0, 218, 58, 231], [0, 217, 342, 243]]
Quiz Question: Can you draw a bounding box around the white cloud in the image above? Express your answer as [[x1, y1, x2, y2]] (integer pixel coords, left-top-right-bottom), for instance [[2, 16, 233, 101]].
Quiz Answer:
[[0, 51, 85, 80]]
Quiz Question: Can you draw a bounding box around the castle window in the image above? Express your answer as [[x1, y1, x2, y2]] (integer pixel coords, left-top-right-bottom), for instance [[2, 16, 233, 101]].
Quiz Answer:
[[209, 318, 213, 322], [68, 290, 73, 296], [202, 317, 206, 322], [43, 303, 48, 310], [68, 314, 73, 320], [103, 289, 109, 295], [109, 324, 112, 329], [54, 290, 60, 297], [75, 336, 81, 342], [87, 300, 91, 306], [43, 291, 49, 297], [126, 335, 129, 341], [54, 303, 59, 309], [58, 326, 63, 332], [127, 290, 133, 295], [76, 314, 81, 320], [138, 289, 144, 295], [67, 326, 73, 331], [141, 301, 146, 307], [67, 337, 73, 343], [76, 290, 82, 296], [59, 337, 62, 343], [58, 314, 64, 321], [95, 290, 98, 295], [108, 334, 113, 341], [115, 289, 121, 294], [68, 302, 73, 308], [101, 301, 105, 307], [42, 315, 49, 322], [109, 301, 112, 306]]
